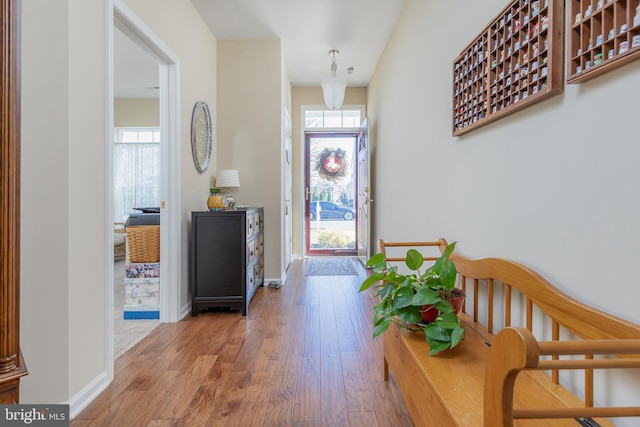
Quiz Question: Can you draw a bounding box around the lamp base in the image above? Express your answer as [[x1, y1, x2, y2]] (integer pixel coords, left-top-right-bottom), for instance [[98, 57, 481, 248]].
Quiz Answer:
[[226, 193, 236, 210]]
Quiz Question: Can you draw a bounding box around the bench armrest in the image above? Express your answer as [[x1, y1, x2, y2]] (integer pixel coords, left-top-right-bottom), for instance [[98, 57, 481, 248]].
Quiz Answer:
[[484, 327, 640, 427]]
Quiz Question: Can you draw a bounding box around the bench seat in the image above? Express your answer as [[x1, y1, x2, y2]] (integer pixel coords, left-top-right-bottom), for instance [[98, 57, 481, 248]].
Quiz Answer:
[[384, 316, 614, 426]]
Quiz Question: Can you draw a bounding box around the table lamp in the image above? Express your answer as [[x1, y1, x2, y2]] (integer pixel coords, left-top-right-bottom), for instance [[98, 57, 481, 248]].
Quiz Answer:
[[216, 169, 240, 209]]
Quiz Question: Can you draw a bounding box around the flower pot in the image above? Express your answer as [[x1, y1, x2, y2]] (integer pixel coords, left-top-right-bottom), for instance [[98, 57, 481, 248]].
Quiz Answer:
[[421, 289, 466, 323]]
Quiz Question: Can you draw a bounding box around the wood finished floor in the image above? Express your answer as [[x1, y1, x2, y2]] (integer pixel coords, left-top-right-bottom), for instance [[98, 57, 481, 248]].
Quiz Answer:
[[71, 258, 414, 427]]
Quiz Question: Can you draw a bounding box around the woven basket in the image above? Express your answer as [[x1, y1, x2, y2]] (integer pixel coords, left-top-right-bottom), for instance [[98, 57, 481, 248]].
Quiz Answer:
[[126, 225, 160, 263]]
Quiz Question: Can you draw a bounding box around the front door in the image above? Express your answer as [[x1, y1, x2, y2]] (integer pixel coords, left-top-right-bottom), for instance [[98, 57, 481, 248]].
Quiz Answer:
[[304, 133, 357, 256]]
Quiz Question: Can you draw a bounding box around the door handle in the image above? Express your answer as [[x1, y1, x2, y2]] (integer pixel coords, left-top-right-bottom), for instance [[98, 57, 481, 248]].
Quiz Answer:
[[305, 187, 310, 201]]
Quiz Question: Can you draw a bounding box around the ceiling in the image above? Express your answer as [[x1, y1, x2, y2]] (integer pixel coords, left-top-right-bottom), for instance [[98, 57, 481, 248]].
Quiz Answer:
[[190, 0, 406, 87], [114, 0, 406, 98], [114, 27, 160, 98]]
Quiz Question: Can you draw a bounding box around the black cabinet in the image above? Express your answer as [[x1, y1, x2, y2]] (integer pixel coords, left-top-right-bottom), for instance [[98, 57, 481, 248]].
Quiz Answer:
[[190, 208, 264, 316]]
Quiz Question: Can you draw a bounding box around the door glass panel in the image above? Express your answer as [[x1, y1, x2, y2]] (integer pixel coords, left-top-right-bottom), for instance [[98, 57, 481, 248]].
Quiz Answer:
[[323, 110, 342, 127], [305, 110, 324, 128], [308, 134, 357, 254], [342, 110, 361, 127]]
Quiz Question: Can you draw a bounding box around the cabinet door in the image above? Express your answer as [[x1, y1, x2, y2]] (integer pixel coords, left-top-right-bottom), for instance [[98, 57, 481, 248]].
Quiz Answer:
[[195, 215, 244, 297]]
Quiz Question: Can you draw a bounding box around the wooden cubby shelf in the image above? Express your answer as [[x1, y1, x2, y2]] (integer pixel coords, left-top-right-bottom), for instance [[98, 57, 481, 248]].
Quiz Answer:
[[453, 0, 564, 136], [567, 0, 640, 83]]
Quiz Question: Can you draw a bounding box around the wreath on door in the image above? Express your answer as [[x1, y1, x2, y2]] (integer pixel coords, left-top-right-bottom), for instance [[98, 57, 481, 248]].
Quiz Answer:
[[315, 147, 348, 181]]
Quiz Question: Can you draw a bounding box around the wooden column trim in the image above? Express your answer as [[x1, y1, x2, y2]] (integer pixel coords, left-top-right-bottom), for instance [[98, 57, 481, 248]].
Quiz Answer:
[[0, 0, 26, 403]]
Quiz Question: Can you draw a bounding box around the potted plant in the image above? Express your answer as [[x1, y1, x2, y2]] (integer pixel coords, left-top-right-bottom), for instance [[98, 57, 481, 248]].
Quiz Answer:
[[359, 241, 465, 356]]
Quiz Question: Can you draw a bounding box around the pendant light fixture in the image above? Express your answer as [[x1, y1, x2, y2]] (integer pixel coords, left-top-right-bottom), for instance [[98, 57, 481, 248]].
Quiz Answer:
[[321, 49, 347, 110]]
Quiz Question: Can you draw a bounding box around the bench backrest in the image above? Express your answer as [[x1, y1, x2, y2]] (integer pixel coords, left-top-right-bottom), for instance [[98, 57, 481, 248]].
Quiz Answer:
[[378, 238, 640, 342], [450, 246, 640, 343]]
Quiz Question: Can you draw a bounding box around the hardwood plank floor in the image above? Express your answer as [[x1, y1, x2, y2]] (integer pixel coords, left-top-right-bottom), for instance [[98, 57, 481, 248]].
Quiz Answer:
[[71, 258, 414, 427]]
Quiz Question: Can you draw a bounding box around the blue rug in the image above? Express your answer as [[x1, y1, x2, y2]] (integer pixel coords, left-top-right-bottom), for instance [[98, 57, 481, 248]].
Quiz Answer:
[[305, 258, 357, 276]]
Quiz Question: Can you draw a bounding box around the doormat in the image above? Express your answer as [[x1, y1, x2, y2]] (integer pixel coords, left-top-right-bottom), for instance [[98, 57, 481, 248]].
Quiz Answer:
[[305, 258, 357, 276]]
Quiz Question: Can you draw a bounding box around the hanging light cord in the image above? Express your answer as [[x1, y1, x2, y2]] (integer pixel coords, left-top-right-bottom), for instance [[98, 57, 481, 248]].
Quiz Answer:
[[328, 49, 339, 78], [330, 53, 337, 78]]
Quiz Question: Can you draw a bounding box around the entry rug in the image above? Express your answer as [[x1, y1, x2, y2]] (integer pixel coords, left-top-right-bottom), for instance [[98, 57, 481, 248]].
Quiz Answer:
[[305, 257, 357, 276]]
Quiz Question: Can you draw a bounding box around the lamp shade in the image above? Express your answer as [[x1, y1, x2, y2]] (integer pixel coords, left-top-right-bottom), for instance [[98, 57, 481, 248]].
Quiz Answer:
[[321, 77, 347, 110], [216, 169, 240, 188]]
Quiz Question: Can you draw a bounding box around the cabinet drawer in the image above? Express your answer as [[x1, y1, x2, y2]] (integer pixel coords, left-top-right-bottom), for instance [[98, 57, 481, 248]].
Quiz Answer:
[[246, 213, 254, 237], [250, 260, 264, 291], [254, 212, 260, 234], [247, 240, 255, 263], [253, 265, 260, 288], [247, 269, 255, 294]]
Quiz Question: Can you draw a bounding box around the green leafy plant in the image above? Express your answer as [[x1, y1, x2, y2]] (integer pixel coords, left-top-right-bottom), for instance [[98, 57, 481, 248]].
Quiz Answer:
[[317, 230, 351, 248], [359, 241, 465, 356]]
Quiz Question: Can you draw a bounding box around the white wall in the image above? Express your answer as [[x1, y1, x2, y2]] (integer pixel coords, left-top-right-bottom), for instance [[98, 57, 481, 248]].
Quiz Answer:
[[21, 0, 111, 403], [114, 98, 160, 127], [20, 0, 216, 408], [217, 40, 284, 280], [21, 0, 75, 403], [368, 0, 640, 421], [67, 0, 111, 399]]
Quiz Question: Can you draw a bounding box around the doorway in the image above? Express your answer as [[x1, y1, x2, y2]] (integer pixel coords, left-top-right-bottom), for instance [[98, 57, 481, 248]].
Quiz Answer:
[[108, 0, 181, 373], [112, 8, 162, 359], [304, 132, 358, 256]]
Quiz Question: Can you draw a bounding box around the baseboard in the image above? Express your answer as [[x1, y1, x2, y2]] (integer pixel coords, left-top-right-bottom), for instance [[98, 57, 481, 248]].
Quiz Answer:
[[180, 302, 191, 320], [68, 370, 111, 420]]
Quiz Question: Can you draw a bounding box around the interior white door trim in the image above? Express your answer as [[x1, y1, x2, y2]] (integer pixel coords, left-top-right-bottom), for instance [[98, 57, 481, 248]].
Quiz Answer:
[[357, 117, 371, 264], [283, 107, 293, 276]]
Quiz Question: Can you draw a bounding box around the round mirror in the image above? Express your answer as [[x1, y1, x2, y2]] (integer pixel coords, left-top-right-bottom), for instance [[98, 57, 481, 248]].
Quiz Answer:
[[191, 101, 212, 173]]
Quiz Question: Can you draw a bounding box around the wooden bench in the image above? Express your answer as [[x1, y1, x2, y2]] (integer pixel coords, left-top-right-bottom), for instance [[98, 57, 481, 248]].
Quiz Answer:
[[378, 239, 640, 427]]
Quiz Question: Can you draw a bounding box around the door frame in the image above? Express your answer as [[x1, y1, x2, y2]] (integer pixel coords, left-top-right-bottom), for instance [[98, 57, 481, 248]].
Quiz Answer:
[[106, 0, 181, 378], [297, 105, 366, 258], [357, 117, 371, 264], [283, 108, 293, 274], [304, 131, 358, 256]]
